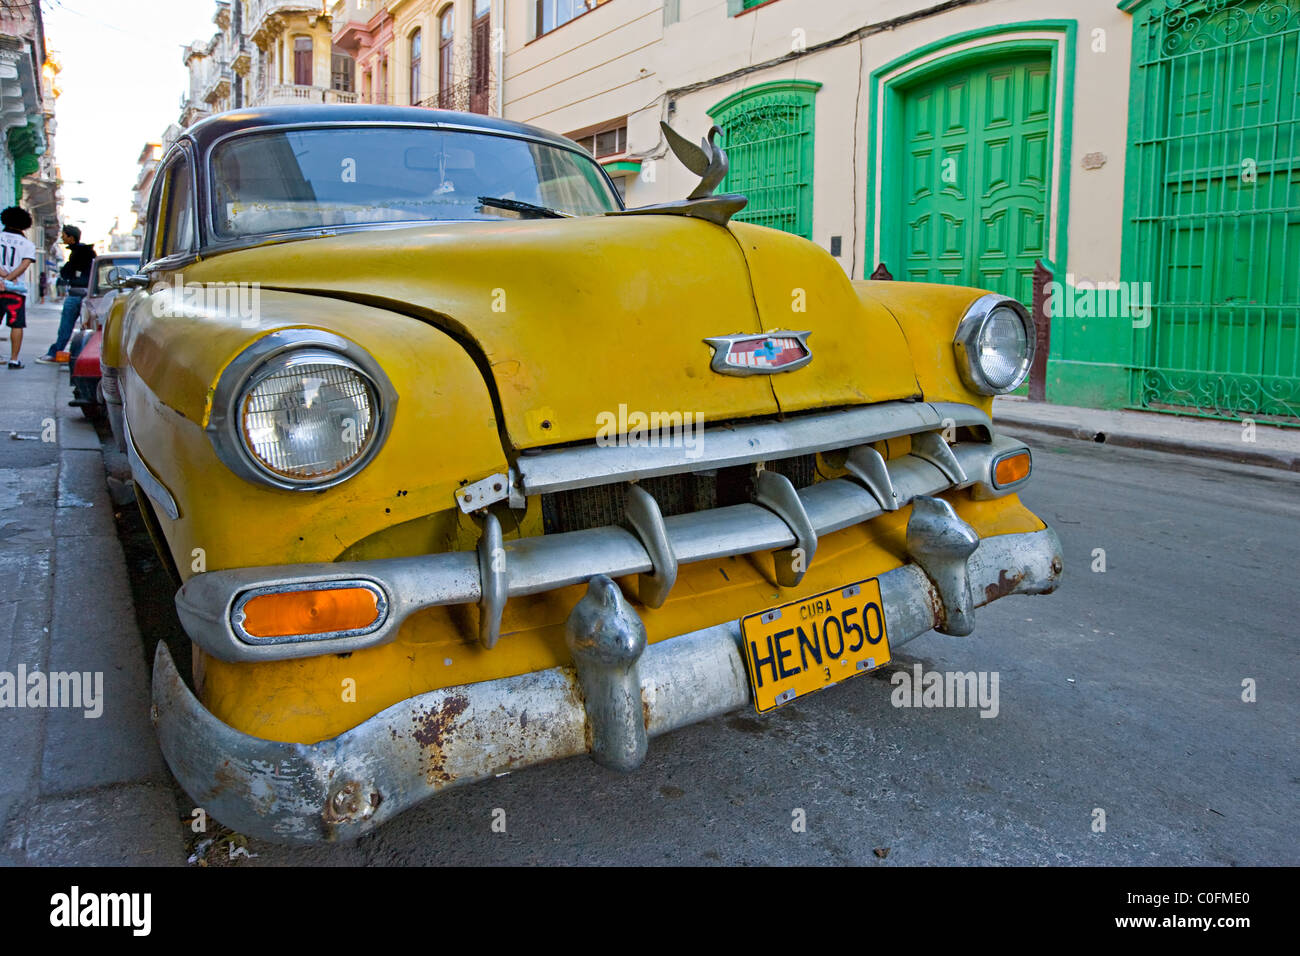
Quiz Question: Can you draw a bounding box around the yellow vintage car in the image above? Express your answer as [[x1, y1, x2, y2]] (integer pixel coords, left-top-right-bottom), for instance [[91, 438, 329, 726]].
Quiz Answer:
[[104, 104, 1061, 844]]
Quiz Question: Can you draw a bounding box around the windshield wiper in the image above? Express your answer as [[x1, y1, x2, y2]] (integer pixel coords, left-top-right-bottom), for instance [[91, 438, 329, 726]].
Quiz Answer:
[[477, 196, 571, 219]]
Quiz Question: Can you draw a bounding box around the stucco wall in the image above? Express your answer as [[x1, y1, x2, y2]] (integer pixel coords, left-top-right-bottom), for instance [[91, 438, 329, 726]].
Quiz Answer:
[[500, 0, 1136, 285]]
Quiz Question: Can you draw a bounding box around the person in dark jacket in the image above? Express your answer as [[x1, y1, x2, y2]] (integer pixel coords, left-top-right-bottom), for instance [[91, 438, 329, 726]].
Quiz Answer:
[[36, 225, 96, 364]]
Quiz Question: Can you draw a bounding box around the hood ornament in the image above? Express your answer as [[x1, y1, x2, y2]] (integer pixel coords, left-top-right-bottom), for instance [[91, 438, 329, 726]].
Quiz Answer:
[[663, 122, 729, 199], [705, 331, 813, 376], [607, 122, 748, 227]]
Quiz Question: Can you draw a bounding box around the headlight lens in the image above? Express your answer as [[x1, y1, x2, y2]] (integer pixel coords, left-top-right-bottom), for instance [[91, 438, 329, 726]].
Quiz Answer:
[[953, 296, 1034, 394], [238, 350, 379, 482]]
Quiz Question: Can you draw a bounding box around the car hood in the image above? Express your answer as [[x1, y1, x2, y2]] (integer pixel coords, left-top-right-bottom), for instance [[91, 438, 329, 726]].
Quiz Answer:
[[186, 216, 921, 449]]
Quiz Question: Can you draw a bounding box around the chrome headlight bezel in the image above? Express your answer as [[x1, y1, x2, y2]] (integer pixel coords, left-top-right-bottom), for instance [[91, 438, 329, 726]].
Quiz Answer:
[[207, 329, 398, 491], [952, 293, 1036, 395]]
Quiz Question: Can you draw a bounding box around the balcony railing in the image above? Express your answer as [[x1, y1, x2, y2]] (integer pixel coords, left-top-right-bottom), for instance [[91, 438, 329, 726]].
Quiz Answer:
[[261, 84, 359, 105]]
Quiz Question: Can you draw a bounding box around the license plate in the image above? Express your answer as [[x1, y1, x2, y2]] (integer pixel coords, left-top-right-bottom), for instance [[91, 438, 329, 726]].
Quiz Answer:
[[740, 579, 890, 713]]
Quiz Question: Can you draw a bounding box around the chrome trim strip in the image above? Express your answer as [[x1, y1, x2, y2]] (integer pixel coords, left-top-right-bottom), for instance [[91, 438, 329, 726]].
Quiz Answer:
[[515, 401, 990, 496], [153, 526, 1063, 844], [122, 414, 180, 521], [175, 435, 1029, 663]]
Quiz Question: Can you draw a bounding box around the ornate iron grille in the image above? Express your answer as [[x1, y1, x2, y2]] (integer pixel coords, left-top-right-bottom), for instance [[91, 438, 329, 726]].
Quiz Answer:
[[1126, 0, 1300, 424]]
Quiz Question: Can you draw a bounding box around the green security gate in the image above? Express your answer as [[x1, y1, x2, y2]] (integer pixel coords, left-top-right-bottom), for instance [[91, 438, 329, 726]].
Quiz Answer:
[[897, 53, 1053, 307], [1124, 0, 1300, 422], [710, 80, 821, 239]]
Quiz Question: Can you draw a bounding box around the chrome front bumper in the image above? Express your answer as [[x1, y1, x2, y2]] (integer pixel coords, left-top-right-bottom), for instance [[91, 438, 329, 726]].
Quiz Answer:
[[152, 519, 1062, 845], [176, 405, 1033, 663]]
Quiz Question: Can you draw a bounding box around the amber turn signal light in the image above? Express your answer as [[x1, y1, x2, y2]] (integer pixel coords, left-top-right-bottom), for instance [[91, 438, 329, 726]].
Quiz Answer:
[[239, 586, 381, 639], [993, 451, 1031, 487]]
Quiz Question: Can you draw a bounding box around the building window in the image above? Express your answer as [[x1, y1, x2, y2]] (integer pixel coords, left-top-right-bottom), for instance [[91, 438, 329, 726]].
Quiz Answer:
[[293, 36, 312, 86], [409, 29, 422, 104], [534, 0, 607, 38], [470, 0, 492, 114], [571, 124, 627, 159], [438, 6, 455, 108], [709, 80, 820, 239], [379, 56, 388, 102], [331, 48, 355, 92]]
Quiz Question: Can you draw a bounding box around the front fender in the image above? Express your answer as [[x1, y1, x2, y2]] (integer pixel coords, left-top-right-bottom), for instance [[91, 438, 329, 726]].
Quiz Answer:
[[120, 279, 508, 576]]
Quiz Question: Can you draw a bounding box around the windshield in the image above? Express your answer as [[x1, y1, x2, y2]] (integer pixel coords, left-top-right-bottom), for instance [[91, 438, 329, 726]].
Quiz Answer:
[[210, 126, 620, 239]]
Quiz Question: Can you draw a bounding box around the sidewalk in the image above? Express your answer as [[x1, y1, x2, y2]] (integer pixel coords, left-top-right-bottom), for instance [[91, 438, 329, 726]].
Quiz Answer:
[[993, 395, 1300, 472], [0, 302, 186, 865]]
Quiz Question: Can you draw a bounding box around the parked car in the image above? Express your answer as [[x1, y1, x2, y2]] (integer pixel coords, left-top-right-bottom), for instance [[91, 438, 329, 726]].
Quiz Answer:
[[104, 105, 1062, 844], [68, 252, 140, 419]]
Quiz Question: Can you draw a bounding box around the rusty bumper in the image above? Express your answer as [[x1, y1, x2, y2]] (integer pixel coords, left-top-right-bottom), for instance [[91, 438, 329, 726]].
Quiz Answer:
[[152, 521, 1062, 845]]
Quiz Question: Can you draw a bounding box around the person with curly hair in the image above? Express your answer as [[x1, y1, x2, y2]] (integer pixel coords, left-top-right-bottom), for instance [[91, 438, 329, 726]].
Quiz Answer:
[[0, 206, 36, 369]]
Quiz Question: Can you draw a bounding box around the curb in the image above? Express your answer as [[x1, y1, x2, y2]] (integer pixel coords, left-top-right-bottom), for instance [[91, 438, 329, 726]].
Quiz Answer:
[[995, 414, 1300, 474]]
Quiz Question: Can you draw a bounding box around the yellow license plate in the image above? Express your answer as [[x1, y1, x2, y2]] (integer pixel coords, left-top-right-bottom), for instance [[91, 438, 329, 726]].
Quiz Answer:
[[741, 579, 890, 713]]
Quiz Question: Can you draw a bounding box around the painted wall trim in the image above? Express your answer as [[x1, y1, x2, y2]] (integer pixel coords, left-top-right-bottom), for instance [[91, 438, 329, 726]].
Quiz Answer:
[[708, 78, 824, 118], [863, 20, 1077, 284]]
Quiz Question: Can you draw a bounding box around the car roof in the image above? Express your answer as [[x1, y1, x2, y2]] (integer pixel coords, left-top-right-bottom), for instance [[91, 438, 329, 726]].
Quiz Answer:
[[181, 104, 581, 155]]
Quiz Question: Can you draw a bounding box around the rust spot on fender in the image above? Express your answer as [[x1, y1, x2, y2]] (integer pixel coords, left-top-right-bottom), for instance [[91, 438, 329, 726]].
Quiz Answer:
[[412, 694, 470, 784], [985, 569, 1027, 603]]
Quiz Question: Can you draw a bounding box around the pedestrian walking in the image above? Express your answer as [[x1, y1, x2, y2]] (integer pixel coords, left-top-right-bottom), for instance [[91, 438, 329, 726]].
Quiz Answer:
[[36, 225, 95, 365], [38, 270, 46, 303], [0, 206, 36, 369]]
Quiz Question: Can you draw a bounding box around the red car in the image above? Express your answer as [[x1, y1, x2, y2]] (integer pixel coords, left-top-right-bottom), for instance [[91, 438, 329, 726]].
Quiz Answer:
[[68, 252, 140, 418]]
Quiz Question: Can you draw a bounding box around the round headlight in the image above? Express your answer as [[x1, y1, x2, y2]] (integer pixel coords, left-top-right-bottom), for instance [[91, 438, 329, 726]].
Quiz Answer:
[[207, 330, 396, 491], [953, 295, 1035, 395], [239, 350, 379, 483]]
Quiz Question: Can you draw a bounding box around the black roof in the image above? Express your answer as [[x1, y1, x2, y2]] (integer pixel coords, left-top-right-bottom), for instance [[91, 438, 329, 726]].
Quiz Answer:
[[181, 104, 580, 155]]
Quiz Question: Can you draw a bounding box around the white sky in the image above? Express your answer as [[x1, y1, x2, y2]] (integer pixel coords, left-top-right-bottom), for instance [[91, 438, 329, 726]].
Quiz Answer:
[[41, 0, 218, 248]]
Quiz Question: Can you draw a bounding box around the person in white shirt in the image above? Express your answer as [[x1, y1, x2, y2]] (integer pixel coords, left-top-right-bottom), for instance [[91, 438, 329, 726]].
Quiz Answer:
[[0, 206, 36, 369]]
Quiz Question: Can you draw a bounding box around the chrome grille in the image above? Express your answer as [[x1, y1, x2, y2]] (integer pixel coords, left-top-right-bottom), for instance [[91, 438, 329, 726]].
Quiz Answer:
[[541, 455, 819, 535]]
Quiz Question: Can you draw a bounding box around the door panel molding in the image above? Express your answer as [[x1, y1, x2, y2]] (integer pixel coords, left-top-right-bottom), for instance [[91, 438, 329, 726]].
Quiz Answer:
[[864, 21, 1077, 282]]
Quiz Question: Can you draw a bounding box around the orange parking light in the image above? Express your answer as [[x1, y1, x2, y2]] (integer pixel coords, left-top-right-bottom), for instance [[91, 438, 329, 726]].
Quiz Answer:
[[994, 451, 1031, 487], [239, 586, 381, 639]]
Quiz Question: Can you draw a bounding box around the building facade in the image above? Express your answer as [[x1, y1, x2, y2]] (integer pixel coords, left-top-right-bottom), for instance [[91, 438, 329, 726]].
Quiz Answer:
[[0, 0, 60, 304], [490, 0, 1298, 423], [135, 0, 1299, 423], [331, 0, 497, 111]]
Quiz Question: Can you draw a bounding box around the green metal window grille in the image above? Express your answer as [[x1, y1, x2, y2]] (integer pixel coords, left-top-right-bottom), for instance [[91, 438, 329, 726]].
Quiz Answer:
[[709, 81, 820, 239], [1124, 0, 1300, 423]]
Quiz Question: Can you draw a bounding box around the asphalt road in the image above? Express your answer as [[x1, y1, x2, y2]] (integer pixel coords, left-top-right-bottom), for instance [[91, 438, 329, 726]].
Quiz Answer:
[[138, 434, 1299, 866]]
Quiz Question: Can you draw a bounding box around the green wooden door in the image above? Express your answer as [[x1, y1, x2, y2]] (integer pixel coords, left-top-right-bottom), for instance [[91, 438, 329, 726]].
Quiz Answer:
[[1126, 0, 1300, 422], [898, 53, 1053, 306]]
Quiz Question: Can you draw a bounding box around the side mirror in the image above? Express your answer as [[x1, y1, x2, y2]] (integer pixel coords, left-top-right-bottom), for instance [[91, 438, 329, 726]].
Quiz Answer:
[[112, 273, 150, 291]]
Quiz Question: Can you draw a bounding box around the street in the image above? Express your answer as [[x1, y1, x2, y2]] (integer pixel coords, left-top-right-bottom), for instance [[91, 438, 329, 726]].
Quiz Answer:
[[132, 429, 1299, 865]]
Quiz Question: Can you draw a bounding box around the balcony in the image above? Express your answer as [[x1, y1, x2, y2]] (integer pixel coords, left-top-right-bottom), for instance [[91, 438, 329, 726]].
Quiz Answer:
[[261, 84, 358, 105], [203, 66, 233, 105], [248, 0, 328, 43]]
